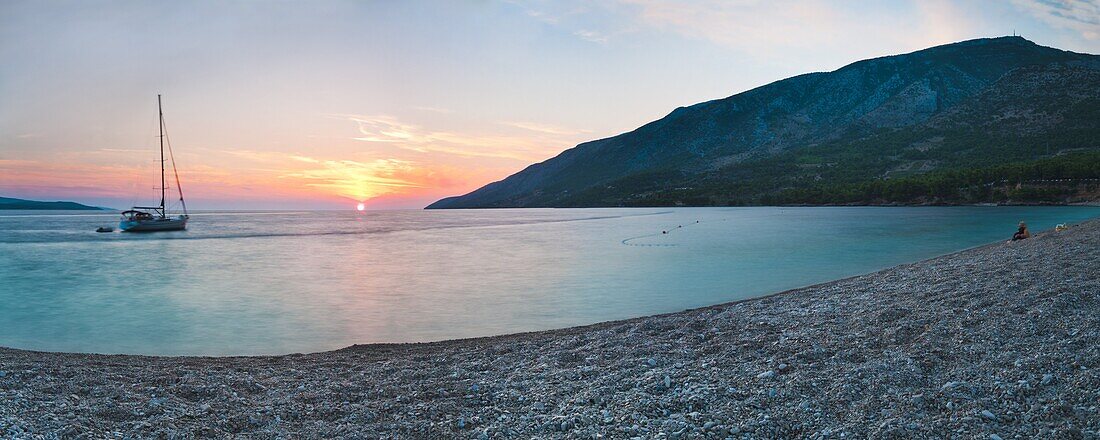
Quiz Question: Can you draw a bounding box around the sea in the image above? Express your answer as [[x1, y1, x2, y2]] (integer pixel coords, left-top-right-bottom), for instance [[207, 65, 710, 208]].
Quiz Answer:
[[1, 206, 1097, 356]]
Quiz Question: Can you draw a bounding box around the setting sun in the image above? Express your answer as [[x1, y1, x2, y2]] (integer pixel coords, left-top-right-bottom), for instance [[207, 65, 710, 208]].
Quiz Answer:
[[356, 203, 365, 211]]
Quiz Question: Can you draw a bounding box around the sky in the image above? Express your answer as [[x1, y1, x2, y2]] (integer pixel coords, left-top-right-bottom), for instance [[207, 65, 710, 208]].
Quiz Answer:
[[1, 0, 1098, 210]]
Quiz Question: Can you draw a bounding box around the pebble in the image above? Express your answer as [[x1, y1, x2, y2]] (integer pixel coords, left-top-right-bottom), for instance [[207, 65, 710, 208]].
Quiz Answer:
[[2, 222, 1097, 438]]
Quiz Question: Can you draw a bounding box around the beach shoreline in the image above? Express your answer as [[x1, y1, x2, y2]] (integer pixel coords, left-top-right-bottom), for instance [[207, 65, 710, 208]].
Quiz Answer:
[[2, 221, 1098, 438]]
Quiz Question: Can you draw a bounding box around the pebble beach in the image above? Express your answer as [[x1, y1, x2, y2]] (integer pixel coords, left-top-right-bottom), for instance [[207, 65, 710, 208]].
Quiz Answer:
[[1, 220, 1098, 439]]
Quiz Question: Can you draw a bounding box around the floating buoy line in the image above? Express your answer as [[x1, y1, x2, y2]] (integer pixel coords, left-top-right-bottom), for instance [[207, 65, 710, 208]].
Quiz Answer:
[[621, 219, 717, 247]]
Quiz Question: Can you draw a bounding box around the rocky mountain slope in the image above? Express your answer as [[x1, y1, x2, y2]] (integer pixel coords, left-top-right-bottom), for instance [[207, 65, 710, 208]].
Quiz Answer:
[[428, 37, 1100, 208]]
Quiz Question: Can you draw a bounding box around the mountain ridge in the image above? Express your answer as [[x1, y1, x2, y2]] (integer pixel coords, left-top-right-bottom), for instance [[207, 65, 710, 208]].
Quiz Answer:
[[428, 36, 1100, 209]]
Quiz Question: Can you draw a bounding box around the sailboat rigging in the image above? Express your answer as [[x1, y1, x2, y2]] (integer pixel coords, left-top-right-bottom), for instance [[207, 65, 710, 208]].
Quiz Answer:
[[119, 94, 189, 232]]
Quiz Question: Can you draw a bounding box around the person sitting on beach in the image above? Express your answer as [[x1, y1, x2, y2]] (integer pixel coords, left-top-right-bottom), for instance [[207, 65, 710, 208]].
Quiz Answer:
[[1011, 222, 1031, 241]]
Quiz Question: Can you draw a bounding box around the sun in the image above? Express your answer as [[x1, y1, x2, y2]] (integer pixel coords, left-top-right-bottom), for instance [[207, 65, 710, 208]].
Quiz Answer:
[[356, 203, 365, 211]]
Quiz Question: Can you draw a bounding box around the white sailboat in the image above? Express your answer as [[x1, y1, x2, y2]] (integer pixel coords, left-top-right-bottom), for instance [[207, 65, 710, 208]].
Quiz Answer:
[[120, 95, 189, 232]]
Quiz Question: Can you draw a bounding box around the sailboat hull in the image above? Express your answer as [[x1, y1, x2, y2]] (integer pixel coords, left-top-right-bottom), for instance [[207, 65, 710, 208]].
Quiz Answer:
[[119, 216, 188, 232]]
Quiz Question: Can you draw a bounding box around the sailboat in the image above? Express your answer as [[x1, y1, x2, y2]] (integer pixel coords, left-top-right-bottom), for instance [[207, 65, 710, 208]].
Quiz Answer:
[[120, 95, 189, 232]]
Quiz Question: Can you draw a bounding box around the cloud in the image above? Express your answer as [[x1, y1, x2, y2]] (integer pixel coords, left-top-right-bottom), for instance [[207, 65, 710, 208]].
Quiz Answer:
[[508, 0, 981, 64], [282, 158, 426, 201], [610, 0, 980, 64], [98, 148, 152, 153], [573, 29, 610, 44], [339, 114, 417, 143], [274, 152, 505, 205], [2, 111, 588, 207], [1010, 0, 1100, 40], [185, 147, 501, 203], [1, 147, 440, 204], [193, 149, 423, 201], [187, 149, 442, 202], [525, 9, 559, 24], [499, 120, 593, 135], [289, 155, 320, 163], [0, 155, 353, 207], [331, 114, 586, 162], [0, 159, 156, 198], [411, 105, 454, 114], [509, 1, 620, 43]]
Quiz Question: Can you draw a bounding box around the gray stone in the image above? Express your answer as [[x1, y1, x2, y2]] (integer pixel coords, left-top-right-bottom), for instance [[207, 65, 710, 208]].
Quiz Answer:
[[4, 220, 1099, 438]]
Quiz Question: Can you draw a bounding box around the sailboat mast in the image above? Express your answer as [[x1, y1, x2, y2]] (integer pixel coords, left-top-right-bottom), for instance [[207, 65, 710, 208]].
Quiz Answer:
[[158, 94, 166, 217]]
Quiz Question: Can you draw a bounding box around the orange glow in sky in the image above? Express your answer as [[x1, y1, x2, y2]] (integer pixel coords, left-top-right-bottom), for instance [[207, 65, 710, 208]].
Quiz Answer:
[[2, 2, 1094, 209], [0, 111, 594, 210]]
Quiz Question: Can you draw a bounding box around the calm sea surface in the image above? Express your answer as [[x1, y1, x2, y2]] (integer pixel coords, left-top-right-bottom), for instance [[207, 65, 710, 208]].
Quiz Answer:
[[1, 206, 1096, 355]]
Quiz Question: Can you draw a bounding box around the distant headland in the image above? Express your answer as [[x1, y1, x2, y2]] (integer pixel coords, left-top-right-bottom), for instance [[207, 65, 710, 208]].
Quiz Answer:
[[0, 196, 108, 211]]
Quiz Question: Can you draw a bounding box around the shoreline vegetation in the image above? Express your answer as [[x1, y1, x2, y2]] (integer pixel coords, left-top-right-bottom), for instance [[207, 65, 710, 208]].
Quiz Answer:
[[436, 152, 1100, 209], [0, 197, 107, 211], [2, 220, 1098, 438]]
